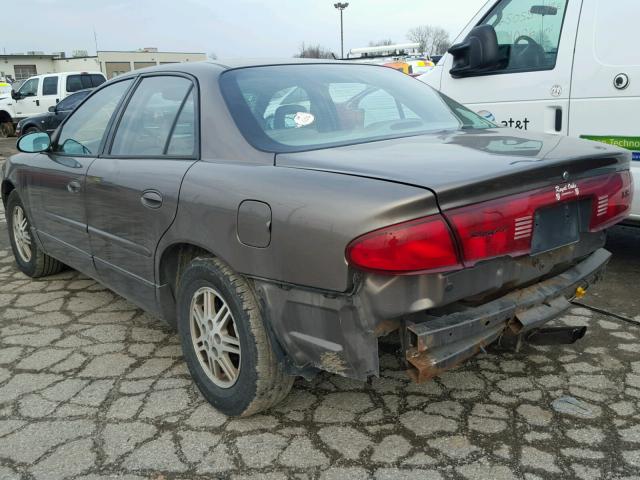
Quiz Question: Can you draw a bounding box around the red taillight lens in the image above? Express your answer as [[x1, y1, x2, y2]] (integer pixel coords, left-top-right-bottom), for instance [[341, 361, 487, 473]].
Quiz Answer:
[[589, 170, 633, 231], [447, 171, 633, 267], [345, 215, 462, 274]]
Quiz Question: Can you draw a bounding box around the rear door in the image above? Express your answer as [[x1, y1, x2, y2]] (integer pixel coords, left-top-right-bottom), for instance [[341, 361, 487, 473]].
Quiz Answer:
[[85, 74, 198, 312], [40, 75, 60, 111], [439, 0, 580, 135], [569, 0, 640, 220]]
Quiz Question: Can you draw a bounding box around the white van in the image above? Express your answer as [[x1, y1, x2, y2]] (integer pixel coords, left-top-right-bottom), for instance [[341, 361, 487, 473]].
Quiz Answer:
[[419, 0, 639, 223], [0, 71, 106, 137]]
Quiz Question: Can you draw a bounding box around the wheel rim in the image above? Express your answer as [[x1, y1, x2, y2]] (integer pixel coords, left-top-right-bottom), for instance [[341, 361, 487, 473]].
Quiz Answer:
[[190, 286, 241, 388], [12, 205, 32, 263]]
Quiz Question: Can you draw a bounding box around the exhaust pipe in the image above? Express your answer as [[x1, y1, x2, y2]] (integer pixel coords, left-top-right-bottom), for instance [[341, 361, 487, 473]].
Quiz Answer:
[[525, 326, 587, 346]]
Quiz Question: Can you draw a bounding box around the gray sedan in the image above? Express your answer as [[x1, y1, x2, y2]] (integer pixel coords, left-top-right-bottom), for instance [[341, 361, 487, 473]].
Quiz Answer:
[[0, 60, 633, 416]]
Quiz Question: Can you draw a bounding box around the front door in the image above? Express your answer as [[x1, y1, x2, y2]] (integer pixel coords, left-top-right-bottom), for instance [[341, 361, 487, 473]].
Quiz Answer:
[[27, 79, 134, 274], [85, 74, 197, 312], [14, 77, 41, 118], [440, 0, 580, 135]]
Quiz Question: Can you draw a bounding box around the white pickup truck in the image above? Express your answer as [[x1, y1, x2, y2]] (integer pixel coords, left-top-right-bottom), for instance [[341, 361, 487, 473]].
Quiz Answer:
[[0, 71, 106, 137]]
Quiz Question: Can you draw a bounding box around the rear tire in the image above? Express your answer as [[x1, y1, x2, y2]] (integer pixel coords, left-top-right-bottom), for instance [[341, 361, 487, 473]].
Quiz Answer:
[[6, 191, 65, 277], [177, 256, 294, 416], [23, 126, 40, 135]]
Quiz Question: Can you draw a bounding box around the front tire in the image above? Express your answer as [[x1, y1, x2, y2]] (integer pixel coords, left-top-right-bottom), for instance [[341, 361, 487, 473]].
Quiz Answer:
[[0, 122, 14, 138], [6, 191, 65, 277], [177, 256, 294, 416]]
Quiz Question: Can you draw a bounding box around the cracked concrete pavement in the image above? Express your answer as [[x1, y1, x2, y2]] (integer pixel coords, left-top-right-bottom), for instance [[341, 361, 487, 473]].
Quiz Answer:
[[1, 137, 640, 479]]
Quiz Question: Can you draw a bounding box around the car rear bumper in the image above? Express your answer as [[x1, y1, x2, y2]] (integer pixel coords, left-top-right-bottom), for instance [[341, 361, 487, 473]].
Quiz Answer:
[[404, 248, 610, 382]]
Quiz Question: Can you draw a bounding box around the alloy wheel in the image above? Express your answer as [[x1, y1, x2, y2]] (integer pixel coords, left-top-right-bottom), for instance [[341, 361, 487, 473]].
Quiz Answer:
[[12, 205, 32, 263]]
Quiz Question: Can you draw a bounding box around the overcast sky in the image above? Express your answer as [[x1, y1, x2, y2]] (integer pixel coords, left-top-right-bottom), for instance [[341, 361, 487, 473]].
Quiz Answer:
[[3, 0, 488, 58]]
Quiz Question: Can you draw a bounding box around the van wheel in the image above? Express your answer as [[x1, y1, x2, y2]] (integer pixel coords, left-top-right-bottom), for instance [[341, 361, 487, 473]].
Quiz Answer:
[[6, 191, 65, 277], [177, 256, 294, 417], [0, 122, 14, 138]]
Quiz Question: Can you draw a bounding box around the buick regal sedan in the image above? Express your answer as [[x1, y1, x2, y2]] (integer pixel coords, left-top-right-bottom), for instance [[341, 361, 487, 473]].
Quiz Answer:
[[0, 60, 633, 416]]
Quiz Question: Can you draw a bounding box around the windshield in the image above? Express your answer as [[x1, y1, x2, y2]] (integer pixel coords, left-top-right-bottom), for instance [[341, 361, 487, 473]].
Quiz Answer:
[[220, 64, 493, 153]]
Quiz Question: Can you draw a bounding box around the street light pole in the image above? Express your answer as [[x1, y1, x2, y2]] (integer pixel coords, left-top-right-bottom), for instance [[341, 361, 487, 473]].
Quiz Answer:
[[334, 2, 349, 59]]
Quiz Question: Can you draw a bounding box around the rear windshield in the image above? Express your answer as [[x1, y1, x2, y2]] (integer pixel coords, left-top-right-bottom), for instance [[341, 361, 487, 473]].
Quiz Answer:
[[220, 64, 493, 153], [66, 74, 106, 93]]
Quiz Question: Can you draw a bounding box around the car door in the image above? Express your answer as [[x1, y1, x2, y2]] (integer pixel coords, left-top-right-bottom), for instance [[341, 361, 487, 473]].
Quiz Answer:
[[25, 79, 134, 274], [569, 0, 640, 221], [85, 74, 198, 312], [14, 77, 41, 118], [439, 0, 580, 135], [40, 75, 60, 112]]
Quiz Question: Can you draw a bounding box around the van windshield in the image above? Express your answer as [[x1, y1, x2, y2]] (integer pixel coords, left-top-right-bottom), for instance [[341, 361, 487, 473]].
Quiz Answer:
[[220, 64, 494, 153]]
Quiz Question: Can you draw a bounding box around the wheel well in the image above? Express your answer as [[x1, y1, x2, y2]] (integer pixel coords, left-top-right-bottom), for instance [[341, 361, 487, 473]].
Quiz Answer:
[[0, 110, 12, 124], [159, 243, 212, 295], [1, 180, 15, 207]]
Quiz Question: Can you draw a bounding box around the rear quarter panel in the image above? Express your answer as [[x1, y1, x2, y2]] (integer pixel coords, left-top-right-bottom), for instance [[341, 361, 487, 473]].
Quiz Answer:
[[158, 161, 439, 292]]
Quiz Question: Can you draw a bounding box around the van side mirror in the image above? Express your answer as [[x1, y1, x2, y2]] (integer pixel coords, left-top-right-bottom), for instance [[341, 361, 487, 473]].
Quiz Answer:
[[448, 25, 503, 78], [11, 90, 21, 100]]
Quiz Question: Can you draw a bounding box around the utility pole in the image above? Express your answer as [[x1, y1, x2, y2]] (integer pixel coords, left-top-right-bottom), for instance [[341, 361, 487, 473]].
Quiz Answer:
[[334, 3, 349, 59]]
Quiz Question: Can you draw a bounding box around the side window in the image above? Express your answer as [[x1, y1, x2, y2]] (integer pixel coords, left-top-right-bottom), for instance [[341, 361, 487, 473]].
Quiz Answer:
[[167, 90, 196, 156], [42, 76, 58, 96], [55, 80, 132, 156], [66, 74, 95, 93], [19, 78, 39, 97], [480, 0, 568, 72], [110, 76, 193, 156]]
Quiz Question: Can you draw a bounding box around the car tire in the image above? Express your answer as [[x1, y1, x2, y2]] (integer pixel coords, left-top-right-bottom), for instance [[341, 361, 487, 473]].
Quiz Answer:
[[0, 122, 14, 138], [177, 256, 294, 417], [6, 191, 65, 277], [23, 126, 40, 135]]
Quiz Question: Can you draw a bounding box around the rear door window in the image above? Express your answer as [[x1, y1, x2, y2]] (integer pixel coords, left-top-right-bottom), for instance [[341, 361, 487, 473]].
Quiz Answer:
[[66, 74, 105, 93], [110, 76, 194, 157], [42, 76, 58, 96]]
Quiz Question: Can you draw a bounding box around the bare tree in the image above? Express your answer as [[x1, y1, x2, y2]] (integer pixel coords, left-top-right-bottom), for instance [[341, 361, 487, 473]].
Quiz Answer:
[[368, 39, 394, 47], [407, 25, 451, 56], [294, 43, 334, 59]]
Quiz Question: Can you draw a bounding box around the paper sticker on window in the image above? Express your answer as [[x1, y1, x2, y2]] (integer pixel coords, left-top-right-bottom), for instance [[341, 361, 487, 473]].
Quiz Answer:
[[294, 112, 314, 128]]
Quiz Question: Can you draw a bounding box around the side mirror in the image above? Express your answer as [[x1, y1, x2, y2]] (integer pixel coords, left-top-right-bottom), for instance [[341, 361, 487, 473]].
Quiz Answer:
[[48, 106, 56, 113], [11, 90, 20, 100], [17, 132, 51, 153], [449, 25, 502, 78]]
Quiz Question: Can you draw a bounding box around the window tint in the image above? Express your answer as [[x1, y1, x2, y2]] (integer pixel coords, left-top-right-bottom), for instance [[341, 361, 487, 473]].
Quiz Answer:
[[19, 78, 39, 97], [55, 80, 132, 156], [110, 76, 192, 156], [480, 0, 568, 72], [220, 64, 480, 153], [166, 90, 196, 156], [42, 76, 58, 96], [66, 74, 105, 93], [56, 90, 91, 111]]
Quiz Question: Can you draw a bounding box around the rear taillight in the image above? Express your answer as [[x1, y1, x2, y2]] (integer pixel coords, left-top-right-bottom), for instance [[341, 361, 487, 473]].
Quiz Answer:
[[345, 215, 462, 274], [447, 171, 633, 267]]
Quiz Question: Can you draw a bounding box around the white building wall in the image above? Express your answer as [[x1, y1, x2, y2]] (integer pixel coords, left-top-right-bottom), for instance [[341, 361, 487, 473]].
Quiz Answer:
[[53, 57, 101, 73]]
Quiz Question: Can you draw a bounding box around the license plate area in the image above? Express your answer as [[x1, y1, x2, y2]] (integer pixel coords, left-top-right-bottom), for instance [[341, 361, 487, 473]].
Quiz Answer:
[[531, 200, 583, 255]]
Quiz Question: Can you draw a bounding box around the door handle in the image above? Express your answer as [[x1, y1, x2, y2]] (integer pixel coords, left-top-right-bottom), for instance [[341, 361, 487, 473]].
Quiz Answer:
[[67, 179, 81, 193], [35, 99, 40, 106], [141, 190, 163, 209]]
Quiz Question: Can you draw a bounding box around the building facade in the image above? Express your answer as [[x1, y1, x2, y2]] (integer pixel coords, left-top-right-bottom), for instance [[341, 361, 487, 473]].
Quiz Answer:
[[0, 49, 207, 82]]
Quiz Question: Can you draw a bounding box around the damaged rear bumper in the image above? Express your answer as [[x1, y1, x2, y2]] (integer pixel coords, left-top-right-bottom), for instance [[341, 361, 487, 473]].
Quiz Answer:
[[404, 248, 611, 382]]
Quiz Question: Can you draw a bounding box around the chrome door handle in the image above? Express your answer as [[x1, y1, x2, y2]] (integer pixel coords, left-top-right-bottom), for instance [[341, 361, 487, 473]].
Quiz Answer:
[[141, 190, 163, 209], [67, 179, 81, 193]]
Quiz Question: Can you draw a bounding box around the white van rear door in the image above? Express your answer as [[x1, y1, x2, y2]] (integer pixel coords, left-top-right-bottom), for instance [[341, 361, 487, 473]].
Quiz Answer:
[[40, 75, 60, 112], [569, 0, 640, 221], [440, 0, 581, 135]]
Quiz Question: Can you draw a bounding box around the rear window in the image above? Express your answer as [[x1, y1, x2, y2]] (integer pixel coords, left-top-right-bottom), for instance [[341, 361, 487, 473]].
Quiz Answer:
[[220, 64, 493, 153], [66, 74, 106, 93]]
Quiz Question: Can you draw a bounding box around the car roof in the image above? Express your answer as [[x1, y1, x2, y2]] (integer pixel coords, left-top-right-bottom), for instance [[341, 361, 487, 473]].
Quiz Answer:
[[113, 58, 378, 80]]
